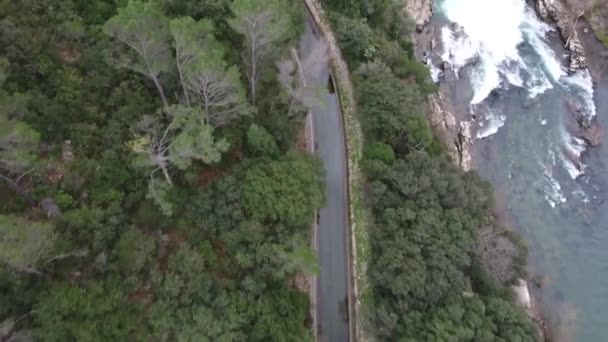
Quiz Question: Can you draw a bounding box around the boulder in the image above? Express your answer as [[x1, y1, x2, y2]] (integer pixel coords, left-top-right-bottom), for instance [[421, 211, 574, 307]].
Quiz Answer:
[[405, 0, 433, 28], [581, 123, 603, 147], [535, 0, 587, 72], [41, 197, 61, 218]]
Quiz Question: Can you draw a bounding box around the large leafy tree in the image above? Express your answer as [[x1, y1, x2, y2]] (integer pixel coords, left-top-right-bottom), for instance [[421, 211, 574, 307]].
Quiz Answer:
[[229, 0, 291, 105], [242, 153, 324, 226], [35, 278, 142, 341], [0, 57, 39, 197], [364, 152, 535, 340], [104, 0, 172, 108], [354, 60, 430, 149], [169, 16, 214, 106], [171, 16, 249, 126], [0, 215, 55, 273], [129, 105, 229, 184], [128, 105, 229, 215]]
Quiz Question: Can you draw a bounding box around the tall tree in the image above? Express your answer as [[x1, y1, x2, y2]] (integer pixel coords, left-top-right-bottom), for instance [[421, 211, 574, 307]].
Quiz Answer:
[[184, 48, 249, 127], [170, 16, 248, 126], [242, 153, 324, 226], [129, 105, 228, 215], [0, 215, 55, 274], [103, 0, 172, 108], [169, 17, 214, 106], [0, 58, 39, 198], [229, 0, 289, 106]]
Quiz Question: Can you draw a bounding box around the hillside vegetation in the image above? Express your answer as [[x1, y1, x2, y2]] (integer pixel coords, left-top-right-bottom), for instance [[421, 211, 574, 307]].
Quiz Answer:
[[0, 0, 324, 340], [323, 0, 539, 340]]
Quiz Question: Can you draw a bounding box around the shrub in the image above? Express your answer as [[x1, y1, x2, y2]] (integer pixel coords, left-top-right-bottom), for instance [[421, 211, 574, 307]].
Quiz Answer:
[[364, 142, 395, 165], [333, 14, 374, 65], [247, 124, 279, 158]]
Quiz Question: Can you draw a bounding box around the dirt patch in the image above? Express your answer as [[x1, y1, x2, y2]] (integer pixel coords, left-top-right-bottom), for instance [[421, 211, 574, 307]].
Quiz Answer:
[[56, 42, 81, 64], [294, 122, 308, 152], [128, 284, 154, 306], [157, 230, 186, 272], [198, 167, 223, 188]]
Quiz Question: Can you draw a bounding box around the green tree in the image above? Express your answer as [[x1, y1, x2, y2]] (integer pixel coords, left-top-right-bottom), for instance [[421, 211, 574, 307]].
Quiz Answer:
[[364, 142, 395, 165], [333, 14, 373, 64], [104, 0, 172, 108], [169, 16, 214, 106], [114, 227, 155, 274], [35, 278, 142, 342], [129, 105, 229, 186], [354, 60, 426, 147], [246, 124, 279, 158], [0, 58, 39, 197], [242, 153, 324, 226], [0, 215, 55, 273], [229, 0, 291, 105]]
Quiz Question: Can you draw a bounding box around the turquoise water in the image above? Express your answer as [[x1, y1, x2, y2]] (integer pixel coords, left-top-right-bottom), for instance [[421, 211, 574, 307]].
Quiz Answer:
[[473, 85, 608, 341], [435, 0, 608, 340]]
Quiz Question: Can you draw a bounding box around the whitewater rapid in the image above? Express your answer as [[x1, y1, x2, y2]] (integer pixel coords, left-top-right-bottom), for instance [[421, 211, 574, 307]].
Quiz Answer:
[[436, 0, 596, 207]]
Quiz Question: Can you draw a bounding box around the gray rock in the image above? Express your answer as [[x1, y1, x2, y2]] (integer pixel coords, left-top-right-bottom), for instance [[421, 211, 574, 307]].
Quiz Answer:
[[41, 197, 61, 218], [405, 0, 433, 28], [535, 0, 587, 72]]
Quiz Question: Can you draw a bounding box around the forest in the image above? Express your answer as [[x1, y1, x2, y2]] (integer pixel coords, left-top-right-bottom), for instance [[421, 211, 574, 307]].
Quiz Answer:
[[1, 0, 324, 340], [1, 0, 539, 340], [324, 0, 540, 340]]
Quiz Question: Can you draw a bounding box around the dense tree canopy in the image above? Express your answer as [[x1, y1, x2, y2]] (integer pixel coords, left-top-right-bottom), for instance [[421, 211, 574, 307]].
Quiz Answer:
[[0, 0, 315, 340], [0, 0, 537, 340], [327, 1, 539, 341], [242, 153, 324, 226]]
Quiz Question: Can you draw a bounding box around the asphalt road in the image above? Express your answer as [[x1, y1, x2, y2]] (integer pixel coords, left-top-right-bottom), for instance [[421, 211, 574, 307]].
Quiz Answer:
[[299, 21, 350, 342]]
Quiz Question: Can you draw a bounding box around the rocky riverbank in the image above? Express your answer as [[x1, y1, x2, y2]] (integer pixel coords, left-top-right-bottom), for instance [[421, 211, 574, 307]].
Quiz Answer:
[[405, 0, 433, 29], [535, 0, 604, 147], [535, 0, 587, 72], [408, 2, 547, 340]]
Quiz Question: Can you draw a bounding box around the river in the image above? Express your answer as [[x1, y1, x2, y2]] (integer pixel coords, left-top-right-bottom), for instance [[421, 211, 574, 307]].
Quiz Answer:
[[430, 0, 608, 340]]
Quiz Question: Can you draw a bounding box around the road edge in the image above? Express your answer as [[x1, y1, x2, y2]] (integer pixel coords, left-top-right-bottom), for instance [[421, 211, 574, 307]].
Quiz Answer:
[[291, 46, 319, 341], [302, 1, 369, 341]]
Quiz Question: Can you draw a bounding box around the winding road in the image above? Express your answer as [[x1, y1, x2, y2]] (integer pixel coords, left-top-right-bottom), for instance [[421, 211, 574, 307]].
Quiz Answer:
[[299, 20, 351, 342]]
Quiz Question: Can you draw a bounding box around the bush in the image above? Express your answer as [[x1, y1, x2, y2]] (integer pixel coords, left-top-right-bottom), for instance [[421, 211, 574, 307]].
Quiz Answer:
[[354, 60, 425, 147], [247, 124, 279, 158], [333, 14, 374, 65], [55, 191, 75, 211], [597, 30, 608, 48], [364, 142, 395, 165]]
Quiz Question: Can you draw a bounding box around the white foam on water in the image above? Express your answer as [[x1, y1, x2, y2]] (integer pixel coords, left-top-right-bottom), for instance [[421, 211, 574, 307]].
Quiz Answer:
[[541, 171, 567, 208], [520, 8, 566, 82], [440, 0, 568, 104], [441, 27, 478, 74], [559, 128, 588, 179], [476, 112, 507, 139], [527, 72, 554, 98], [428, 63, 443, 83], [440, 0, 528, 104], [561, 70, 596, 119], [537, 150, 567, 207], [560, 152, 585, 179], [505, 63, 525, 88], [440, 0, 597, 202], [572, 188, 590, 204]]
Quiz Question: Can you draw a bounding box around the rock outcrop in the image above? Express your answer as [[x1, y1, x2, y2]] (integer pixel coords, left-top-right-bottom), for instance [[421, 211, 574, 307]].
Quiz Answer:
[[405, 0, 433, 29], [535, 0, 587, 72], [512, 279, 549, 340], [428, 91, 472, 171], [565, 95, 603, 146]]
